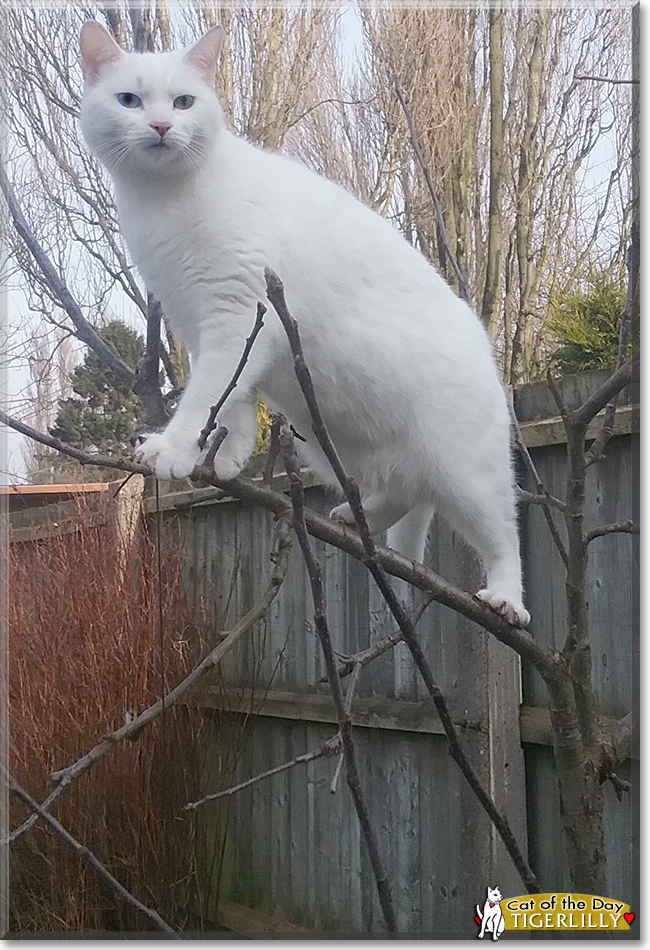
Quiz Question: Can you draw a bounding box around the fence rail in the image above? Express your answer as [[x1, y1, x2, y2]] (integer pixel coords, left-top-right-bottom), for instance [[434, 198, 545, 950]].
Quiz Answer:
[[9, 369, 638, 935]]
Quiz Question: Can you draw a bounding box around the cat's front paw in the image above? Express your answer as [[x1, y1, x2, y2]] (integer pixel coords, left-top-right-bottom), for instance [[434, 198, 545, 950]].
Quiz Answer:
[[329, 502, 355, 525], [134, 431, 201, 480], [212, 452, 245, 482], [475, 588, 531, 628]]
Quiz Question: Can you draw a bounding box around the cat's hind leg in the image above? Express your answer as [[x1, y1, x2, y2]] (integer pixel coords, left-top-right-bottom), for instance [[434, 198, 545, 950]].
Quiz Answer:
[[386, 504, 435, 563], [438, 474, 530, 628], [329, 493, 411, 537]]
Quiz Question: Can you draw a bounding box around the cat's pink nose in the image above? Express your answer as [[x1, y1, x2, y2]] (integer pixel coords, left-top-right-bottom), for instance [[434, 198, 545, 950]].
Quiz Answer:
[[151, 122, 172, 138]]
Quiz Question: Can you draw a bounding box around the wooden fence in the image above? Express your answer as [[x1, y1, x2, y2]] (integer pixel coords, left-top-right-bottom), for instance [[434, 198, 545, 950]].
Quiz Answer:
[[141, 369, 638, 935], [7, 369, 637, 935]]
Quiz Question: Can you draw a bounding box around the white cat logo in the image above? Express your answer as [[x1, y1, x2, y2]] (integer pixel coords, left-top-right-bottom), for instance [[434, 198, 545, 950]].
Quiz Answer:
[[476, 885, 506, 940]]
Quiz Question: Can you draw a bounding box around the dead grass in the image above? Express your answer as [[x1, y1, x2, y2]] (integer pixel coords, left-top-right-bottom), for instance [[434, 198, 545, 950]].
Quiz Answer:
[[8, 496, 229, 933]]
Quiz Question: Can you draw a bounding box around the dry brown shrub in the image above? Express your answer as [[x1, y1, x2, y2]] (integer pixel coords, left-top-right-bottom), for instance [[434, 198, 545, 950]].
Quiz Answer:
[[8, 496, 230, 933]]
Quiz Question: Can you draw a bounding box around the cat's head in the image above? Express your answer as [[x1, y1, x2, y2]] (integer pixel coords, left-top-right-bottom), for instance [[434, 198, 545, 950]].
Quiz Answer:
[[79, 21, 225, 179], [486, 887, 502, 903]]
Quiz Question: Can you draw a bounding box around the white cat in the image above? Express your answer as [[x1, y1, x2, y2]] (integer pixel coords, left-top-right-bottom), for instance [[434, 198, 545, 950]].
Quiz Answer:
[[79, 22, 530, 626], [476, 885, 506, 940]]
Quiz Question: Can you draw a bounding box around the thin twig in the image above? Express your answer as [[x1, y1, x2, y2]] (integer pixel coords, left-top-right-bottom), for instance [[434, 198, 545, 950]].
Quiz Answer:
[[573, 354, 639, 428], [2, 762, 180, 936], [5, 518, 293, 845], [330, 593, 435, 681], [330, 663, 363, 794], [584, 521, 639, 544], [204, 425, 228, 468], [585, 238, 639, 466], [278, 419, 398, 932], [517, 488, 566, 513], [266, 269, 539, 894], [508, 398, 569, 568], [197, 304, 266, 450], [574, 74, 639, 85], [263, 413, 283, 484], [0, 158, 136, 387], [393, 73, 472, 306], [0, 408, 150, 476], [185, 735, 341, 810]]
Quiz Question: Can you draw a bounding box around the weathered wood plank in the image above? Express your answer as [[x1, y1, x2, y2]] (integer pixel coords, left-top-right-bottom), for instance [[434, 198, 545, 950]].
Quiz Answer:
[[199, 688, 635, 760], [10, 512, 107, 543], [518, 404, 637, 448]]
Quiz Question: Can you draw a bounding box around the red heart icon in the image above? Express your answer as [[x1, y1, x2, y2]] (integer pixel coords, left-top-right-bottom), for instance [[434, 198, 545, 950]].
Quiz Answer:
[[624, 913, 634, 925]]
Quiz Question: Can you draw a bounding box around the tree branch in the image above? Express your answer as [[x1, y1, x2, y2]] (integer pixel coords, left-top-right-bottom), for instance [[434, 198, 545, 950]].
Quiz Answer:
[[574, 74, 639, 85], [0, 407, 556, 677], [509, 398, 569, 568], [197, 304, 266, 450], [393, 73, 472, 307], [330, 593, 435, 681], [0, 158, 137, 388], [185, 735, 341, 811], [584, 713, 634, 783], [585, 234, 640, 466], [266, 269, 539, 894], [585, 521, 639, 544], [573, 353, 639, 427], [278, 418, 398, 932], [2, 763, 180, 936], [132, 295, 168, 428], [517, 488, 566, 513]]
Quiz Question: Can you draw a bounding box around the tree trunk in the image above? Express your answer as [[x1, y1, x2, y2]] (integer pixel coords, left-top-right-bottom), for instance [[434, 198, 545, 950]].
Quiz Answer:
[[510, 10, 550, 384]]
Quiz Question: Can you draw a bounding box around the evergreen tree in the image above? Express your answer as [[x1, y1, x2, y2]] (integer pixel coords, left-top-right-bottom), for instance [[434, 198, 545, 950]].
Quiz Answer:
[[50, 321, 145, 457], [548, 272, 634, 376]]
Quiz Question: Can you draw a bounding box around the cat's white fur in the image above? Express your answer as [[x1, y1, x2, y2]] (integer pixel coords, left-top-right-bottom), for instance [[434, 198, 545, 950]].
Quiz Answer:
[[79, 22, 530, 626]]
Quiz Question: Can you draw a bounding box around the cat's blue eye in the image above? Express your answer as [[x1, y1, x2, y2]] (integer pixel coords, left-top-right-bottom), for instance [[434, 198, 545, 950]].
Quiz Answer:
[[116, 92, 142, 109], [173, 95, 195, 110]]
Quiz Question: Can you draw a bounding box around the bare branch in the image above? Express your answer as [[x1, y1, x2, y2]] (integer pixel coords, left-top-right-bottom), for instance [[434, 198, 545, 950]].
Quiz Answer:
[[267, 268, 539, 894], [0, 158, 136, 388], [203, 425, 229, 468], [573, 353, 639, 428], [585, 234, 640, 466], [197, 304, 267, 450], [0, 409, 557, 674], [132, 295, 168, 428], [517, 488, 566, 513], [509, 398, 569, 568], [185, 735, 341, 810], [0, 408, 149, 476], [278, 418, 398, 932], [393, 73, 472, 307], [574, 74, 639, 85], [332, 593, 435, 681], [585, 713, 634, 783], [585, 521, 639, 544], [2, 763, 179, 936]]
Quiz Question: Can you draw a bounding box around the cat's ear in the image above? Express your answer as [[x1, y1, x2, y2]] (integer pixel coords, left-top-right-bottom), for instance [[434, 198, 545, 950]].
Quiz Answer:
[[80, 21, 124, 83], [183, 26, 225, 83]]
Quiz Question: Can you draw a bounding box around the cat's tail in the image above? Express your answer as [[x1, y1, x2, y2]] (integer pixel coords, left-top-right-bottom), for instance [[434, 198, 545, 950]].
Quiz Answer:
[[386, 504, 435, 563], [476, 906, 483, 920]]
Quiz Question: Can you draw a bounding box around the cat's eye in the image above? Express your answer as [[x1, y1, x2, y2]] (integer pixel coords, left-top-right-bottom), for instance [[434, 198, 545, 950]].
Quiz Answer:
[[173, 95, 195, 110], [116, 92, 142, 109]]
